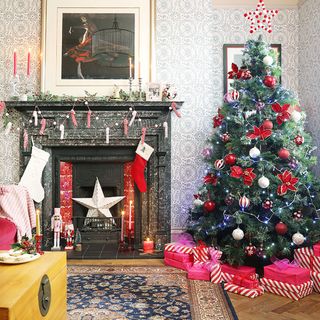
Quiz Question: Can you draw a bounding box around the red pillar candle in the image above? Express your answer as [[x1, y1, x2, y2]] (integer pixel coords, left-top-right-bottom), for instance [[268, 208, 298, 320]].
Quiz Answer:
[[27, 49, 31, 76], [13, 50, 17, 76], [143, 238, 154, 253]]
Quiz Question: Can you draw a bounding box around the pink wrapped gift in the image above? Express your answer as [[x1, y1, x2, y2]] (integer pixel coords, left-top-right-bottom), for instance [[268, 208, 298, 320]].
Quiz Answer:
[[232, 275, 259, 289], [224, 283, 264, 298], [311, 272, 320, 293], [260, 277, 313, 300], [221, 264, 256, 282], [164, 251, 193, 263], [294, 247, 320, 273], [164, 233, 195, 255], [187, 261, 222, 283], [264, 260, 310, 285], [313, 243, 320, 257], [164, 257, 193, 271], [187, 265, 210, 281]]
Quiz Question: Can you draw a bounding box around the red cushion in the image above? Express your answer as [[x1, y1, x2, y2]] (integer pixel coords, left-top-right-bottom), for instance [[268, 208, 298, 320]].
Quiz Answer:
[[0, 218, 17, 250]]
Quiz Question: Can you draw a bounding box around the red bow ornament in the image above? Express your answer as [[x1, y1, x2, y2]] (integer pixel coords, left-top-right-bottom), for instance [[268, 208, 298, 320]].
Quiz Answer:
[[277, 170, 299, 196], [246, 125, 272, 140], [228, 63, 252, 80], [213, 109, 224, 128], [272, 103, 291, 125], [230, 166, 256, 186], [203, 173, 218, 186]]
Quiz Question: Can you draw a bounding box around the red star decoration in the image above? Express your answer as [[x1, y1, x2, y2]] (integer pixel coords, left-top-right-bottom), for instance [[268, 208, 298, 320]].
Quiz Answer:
[[244, 0, 279, 34]]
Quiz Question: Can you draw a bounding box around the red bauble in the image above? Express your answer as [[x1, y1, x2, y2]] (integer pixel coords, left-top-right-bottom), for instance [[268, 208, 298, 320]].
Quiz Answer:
[[262, 119, 273, 130], [264, 75, 277, 88], [293, 210, 303, 221], [275, 222, 288, 235], [262, 199, 273, 210], [245, 243, 257, 257], [203, 200, 216, 213], [224, 153, 237, 165], [294, 135, 304, 146], [278, 148, 290, 160], [221, 133, 231, 143]]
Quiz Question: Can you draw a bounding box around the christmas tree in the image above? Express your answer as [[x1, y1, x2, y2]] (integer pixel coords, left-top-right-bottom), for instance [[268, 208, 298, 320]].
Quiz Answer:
[[188, 36, 320, 267]]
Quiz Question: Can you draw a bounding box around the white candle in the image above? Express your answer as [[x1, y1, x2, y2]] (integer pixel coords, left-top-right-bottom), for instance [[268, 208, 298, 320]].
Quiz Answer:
[[129, 57, 132, 78], [120, 210, 125, 242], [106, 127, 110, 144], [129, 200, 133, 230], [138, 61, 141, 78]]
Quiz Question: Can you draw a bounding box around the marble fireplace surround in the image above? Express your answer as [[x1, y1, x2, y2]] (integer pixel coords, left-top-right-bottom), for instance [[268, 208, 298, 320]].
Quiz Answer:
[[7, 101, 180, 250]]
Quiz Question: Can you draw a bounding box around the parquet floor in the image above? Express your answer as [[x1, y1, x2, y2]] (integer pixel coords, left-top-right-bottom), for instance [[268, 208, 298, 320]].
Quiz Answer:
[[68, 259, 320, 320]]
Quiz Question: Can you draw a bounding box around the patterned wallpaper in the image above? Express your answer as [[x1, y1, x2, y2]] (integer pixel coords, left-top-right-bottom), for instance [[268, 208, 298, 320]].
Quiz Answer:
[[298, 0, 320, 175], [0, 0, 311, 233]]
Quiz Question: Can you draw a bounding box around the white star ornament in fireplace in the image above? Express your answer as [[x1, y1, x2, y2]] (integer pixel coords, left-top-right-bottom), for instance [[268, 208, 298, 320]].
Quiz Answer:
[[72, 177, 125, 220]]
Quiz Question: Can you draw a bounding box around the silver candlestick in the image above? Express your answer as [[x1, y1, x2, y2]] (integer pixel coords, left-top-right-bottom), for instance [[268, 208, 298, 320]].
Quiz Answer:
[[138, 77, 143, 101], [11, 75, 20, 98], [128, 77, 134, 101]]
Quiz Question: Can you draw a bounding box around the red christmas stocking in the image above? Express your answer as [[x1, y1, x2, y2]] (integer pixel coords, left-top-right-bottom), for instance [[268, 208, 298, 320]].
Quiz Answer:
[[132, 154, 148, 192]]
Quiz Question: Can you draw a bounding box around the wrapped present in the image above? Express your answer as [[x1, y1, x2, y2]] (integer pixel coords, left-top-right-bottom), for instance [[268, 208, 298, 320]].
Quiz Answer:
[[311, 272, 320, 293], [164, 251, 193, 271], [260, 277, 313, 300], [294, 247, 320, 273], [232, 274, 259, 289], [313, 243, 320, 257], [164, 233, 195, 255], [192, 241, 210, 265], [224, 282, 264, 298], [264, 259, 310, 285], [164, 256, 193, 271], [221, 264, 256, 282], [187, 264, 210, 281]]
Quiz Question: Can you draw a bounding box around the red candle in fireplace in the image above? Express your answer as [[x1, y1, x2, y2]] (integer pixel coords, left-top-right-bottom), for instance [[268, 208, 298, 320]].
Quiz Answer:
[[143, 238, 154, 253]]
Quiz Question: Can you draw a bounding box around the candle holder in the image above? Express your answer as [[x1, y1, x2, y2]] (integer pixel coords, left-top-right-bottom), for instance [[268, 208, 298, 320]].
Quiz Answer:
[[128, 77, 134, 101], [35, 234, 44, 255], [138, 77, 143, 101], [11, 75, 20, 98]]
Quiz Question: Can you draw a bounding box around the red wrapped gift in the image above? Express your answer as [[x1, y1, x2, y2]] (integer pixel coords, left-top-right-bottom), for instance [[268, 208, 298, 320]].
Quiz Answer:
[[187, 265, 210, 281], [294, 247, 320, 273], [264, 259, 310, 285], [311, 272, 320, 293], [164, 257, 193, 271], [221, 264, 256, 282], [164, 251, 193, 263], [313, 243, 320, 257], [193, 241, 210, 265], [224, 283, 264, 298], [232, 274, 259, 289]]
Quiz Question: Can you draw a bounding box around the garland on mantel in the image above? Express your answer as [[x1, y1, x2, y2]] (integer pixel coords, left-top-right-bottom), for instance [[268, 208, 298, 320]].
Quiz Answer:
[[0, 100, 181, 150]]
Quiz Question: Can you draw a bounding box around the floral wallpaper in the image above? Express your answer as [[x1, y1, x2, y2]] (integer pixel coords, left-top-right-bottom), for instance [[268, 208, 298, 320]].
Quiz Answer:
[[298, 0, 320, 175], [0, 0, 312, 233]]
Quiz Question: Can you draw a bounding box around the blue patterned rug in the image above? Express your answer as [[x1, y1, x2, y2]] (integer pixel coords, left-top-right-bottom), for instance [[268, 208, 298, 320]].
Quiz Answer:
[[67, 265, 236, 320]]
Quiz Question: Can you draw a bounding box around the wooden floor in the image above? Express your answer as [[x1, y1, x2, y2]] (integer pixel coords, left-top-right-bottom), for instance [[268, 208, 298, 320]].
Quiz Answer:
[[68, 259, 320, 320]]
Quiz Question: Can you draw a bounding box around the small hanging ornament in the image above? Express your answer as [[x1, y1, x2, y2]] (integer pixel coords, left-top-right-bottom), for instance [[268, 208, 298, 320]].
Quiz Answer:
[[278, 148, 290, 160], [194, 198, 204, 207], [256, 101, 266, 111], [39, 118, 46, 135], [263, 56, 274, 66], [123, 118, 129, 136], [214, 159, 225, 170], [288, 158, 299, 170], [275, 222, 288, 235], [294, 135, 304, 146], [32, 110, 38, 126], [291, 110, 302, 123], [141, 127, 147, 144], [292, 232, 305, 245], [239, 195, 250, 210], [23, 129, 28, 151], [203, 200, 216, 213], [232, 227, 244, 241], [230, 90, 240, 100], [263, 75, 277, 88], [59, 124, 65, 140], [87, 110, 92, 128], [258, 176, 270, 188], [163, 121, 168, 138], [262, 119, 273, 130], [220, 132, 231, 143], [224, 153, 237, 165], [293, 210, 303, 221], [249, 146, 260, 159], [245, 243, 257, 256], [105, 127, 110, 144], [225, 194, 234, 206], [70, 109, 78, 127], [262, 198, 273, 210], [129, 110, 137, 127], [256, 244, 265, 258]]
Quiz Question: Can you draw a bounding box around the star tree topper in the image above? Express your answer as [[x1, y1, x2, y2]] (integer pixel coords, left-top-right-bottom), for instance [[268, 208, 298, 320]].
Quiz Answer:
[[72, 177, 125, 220], [244, 0, 279, 34]]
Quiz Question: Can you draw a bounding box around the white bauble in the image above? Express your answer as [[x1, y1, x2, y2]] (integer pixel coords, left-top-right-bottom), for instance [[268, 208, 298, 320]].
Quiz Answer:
[[258, 176, 270, 188], [232, 227, 244, 241], [291, 110, 302, 123], [194, 199, 204, 207], [292, 232, 305, 245], [263, 56, 274, 66], [249, 147, 260, 158]]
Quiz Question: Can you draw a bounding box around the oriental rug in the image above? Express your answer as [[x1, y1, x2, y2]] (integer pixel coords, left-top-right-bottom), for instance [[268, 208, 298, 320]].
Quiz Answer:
[[67, 265, 237, 320]]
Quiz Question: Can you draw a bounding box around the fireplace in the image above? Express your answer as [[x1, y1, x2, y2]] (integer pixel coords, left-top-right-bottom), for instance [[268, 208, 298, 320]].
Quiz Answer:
[[9, 101, 180, 258]]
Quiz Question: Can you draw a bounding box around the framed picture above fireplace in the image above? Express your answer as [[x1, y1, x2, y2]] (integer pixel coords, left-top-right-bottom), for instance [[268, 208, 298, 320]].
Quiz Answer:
[[41, 0, 156, 97]]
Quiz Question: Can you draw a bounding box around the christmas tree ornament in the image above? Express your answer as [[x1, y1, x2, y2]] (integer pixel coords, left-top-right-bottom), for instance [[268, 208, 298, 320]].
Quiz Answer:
[[262, 119, 273, 130], [203, 200, 216, 213], [275, 222, 288, 235], [288, 158, 299, 170], [244, 0, 279, 34], [239, 195, 250, 210], [262, 199, 273, 210], [214, 159, 225, 170], [272, 103, 291, 125], [18, 146, 50, 203], [230, 90, 240, 100], [256, 244, 265, 258], [293, 210, 303, 221], [224, 92, 234, 104], [232, 227, 244, 240], [213, 110, 224, 128], [247, 124, 272, 140], [194, 198, 204, 207], [292, 232, 305, 245], [256, 101, 265, 111], [202, 147, 213, 159], [245, 243, 257, 256], [278, 148, 290, 159], [221, 133, 231, 143], [294, 135, 304, 146], [258, 176, 270, 188], [263, 56, 273, 66], [263, 75, 277, 88], [249, 146, 261, 158], [291, 110, 302, 123], [277, 170, 298, 196], [203, 173, 218, 186], [225, 194, 234, 206], [224, 153, 237, 165]]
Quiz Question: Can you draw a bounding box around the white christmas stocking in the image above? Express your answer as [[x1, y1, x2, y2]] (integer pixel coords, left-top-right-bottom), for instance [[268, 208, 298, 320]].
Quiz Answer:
[[19, 146, 50, 203]]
